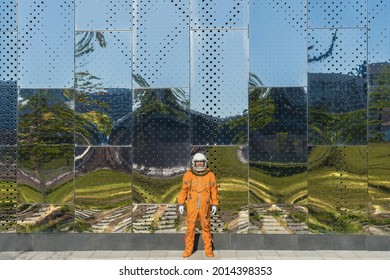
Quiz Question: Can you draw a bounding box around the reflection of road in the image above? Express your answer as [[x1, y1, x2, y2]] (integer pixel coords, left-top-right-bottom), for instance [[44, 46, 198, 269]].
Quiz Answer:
[[236, 145, 248, 164]]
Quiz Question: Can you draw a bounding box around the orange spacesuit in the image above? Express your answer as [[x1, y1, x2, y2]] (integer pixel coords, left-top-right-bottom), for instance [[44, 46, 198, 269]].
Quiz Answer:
[[178, 153, 218, 258]]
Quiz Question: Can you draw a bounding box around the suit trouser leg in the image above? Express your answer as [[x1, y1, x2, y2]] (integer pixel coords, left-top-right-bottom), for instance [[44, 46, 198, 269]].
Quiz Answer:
[[200, 207, 213, 253], [184, 209, 199, 254]]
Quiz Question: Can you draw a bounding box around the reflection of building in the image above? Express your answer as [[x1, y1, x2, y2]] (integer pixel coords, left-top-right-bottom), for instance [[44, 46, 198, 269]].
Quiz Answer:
[[309, 73, 366, 112]]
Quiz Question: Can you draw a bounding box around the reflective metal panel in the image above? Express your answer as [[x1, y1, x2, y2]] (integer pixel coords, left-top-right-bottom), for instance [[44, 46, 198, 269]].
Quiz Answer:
[[308, 28, 367, 145], [74, 147, 132, 233], [0, 32, 17, 82], [18, 0, 74, 88], [308, 0, 367, 28], [132, 204, 179, 233], [0, 83, 17, 145], [0, 1, 16, 32], [132, 0, 189, 88], [0, 147, 17, 180], [0, 201, 16, 232], [17, 204, 74, 233], [133, 88, 190, 204], [18, 89, 74, 145], [250, 0, 307, 87], [368, 0, 390, 86], [368, 86, 390, 142], [186, 146, 248, 233], [191, 29, 248, 145], [248, 204, 308, 234], [76, 31, 131, 89], [368, 143, 390, 205], [308, 146, 368, 233], [75, 0, 132, 30], [75, 88, 132, 145], [369, 204, 390, 235], [190, 0, 248, 29]]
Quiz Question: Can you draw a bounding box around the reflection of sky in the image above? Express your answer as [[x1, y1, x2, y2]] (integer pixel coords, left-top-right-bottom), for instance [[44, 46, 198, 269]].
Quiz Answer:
[[190, 29, 248, 118], [308, 0, 367, 28], [0, 1, 16, 31], [190, 0, 248, 29], [133, 0, 189, 88], [76, 31, 132, 89], [368, 0, 390, 63], [249, 0, 307, 87], [18, 1, 74, 88], [75, 0, 132, 30], [308, 28, 367, 75], [0, 32, 17, 82]]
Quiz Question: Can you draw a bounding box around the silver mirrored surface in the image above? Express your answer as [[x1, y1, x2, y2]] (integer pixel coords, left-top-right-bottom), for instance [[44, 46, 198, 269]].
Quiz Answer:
[[74, 146, 132, 233], [132, 204, 179, 233], [368, 0, 390, 86], [18, 0, 74, 88], [0, 1, 16, 32], [248, 204, 308, 234], [308, 28, 367, 145], [0, 32, 17, 82], [76, 31, 131, 89], [249, 0, 307, 87], [308, 0, 367, 28], [369, 204, 390, 235], [368, 142, 390, 205], [75, 88, 132, 145], [0, 83, 17, 145], [17, 204, 74, 233], [191, 29, 248, 145], [0, 147, 17, 232], [186, 146, 248, 233], [75, 0, 132, 30], [133, 88, 190, 204], [132, 0, 189, 88], [368, 86, 390, 142], [190, 0, 248, 29], [18, 89, 74, 145], [308, 146, 368, 233]]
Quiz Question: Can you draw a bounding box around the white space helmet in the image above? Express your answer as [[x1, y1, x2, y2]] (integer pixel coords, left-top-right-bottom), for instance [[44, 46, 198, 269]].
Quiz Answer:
[[191, 153, 207, 172]]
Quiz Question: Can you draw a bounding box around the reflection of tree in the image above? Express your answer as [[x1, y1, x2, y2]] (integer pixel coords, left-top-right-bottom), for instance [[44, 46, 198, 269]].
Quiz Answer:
[[308, 30, 337, 63], [248, 87, 277, 131], [369, 65, 390, 142]]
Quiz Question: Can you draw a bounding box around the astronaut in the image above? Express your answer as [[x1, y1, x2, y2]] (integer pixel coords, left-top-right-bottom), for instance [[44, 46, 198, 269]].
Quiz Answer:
[[178, 152, 218, 258]]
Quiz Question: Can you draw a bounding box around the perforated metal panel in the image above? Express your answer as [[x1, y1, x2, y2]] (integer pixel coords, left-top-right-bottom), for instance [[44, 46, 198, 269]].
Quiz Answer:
[[190, 0, 248, 29], [248, 204, 308, 234], [0, 82, 17, 146], [132, 88, 190, 204], [308, 146, 368, 233], [132, 0, 189, 88], [17, 204, 74, 233], [190, 29, 248, 145], [75, 31, 132, 89], [308, 0, 367, 28], [132, 204, 179, 233], [0, 0, 17, 32], [75, 88, 132, 146], [368, 142, 390, 205], [0, 32, 17, 82], [186, 146, 248, 233], [18, 89, 74, 145], [0, 147, 17, 232], [75, 0, 132, 30], [18, 0, 74, 88], [250, 0, 307, 87], [308, 28, 367, 145], [368, 0, 390, 87], [74, 146, 132, 233]]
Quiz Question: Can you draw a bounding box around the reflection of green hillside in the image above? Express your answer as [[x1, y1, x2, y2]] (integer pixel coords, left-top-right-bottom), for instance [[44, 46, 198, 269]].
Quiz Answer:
[[75, 169, 131, 209], [18, 184, 43, 203], [45, 180, 74, 204], [249, 162, 307, 204], [368, 142, 390, 204]]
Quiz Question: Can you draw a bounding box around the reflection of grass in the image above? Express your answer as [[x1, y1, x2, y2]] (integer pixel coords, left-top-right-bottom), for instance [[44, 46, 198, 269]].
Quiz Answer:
[[249, 162, 307, 204], [45, 180, 74, 204], [218, 180, 248, 211], [75, 169, 131, 209], [368, 143, 390, 204], [18, 184, 43, 203]]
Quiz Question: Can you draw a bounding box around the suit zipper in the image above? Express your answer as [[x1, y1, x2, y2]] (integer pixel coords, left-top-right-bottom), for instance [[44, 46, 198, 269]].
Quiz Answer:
[[197, 175, 201, 209]]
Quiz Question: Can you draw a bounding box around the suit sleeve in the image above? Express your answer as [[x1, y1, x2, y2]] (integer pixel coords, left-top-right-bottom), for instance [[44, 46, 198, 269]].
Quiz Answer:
[[210, 172, 219, 206], [177, 172, 190, 205]]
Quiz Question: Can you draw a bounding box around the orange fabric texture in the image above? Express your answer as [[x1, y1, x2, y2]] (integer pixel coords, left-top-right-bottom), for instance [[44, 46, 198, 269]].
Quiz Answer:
[[178, 167, 218, 257]]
